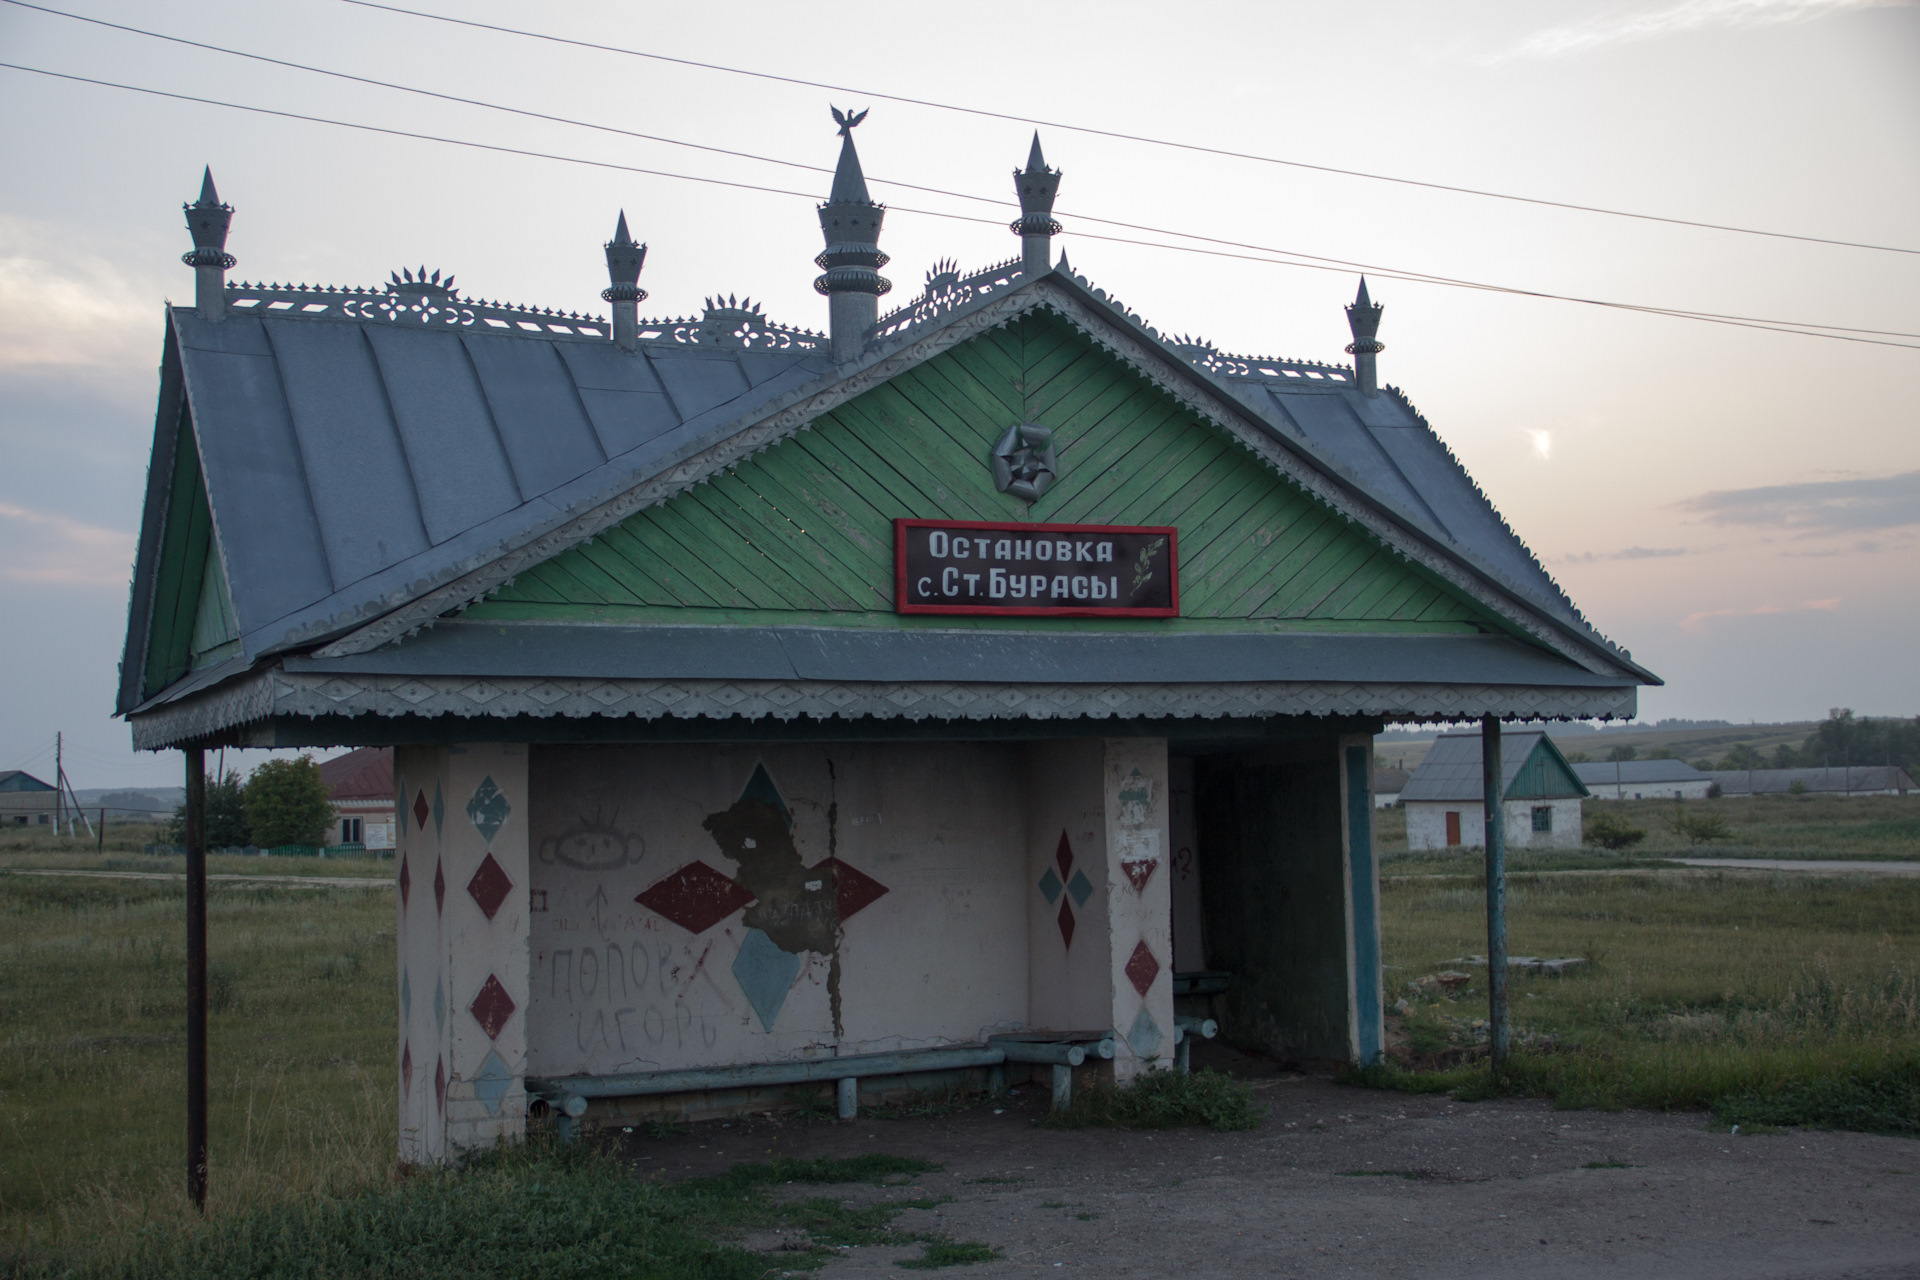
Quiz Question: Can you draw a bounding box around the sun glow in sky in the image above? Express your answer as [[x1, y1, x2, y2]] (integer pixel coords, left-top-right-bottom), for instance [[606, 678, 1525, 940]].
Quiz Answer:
[[0, 0, 1915, 786]]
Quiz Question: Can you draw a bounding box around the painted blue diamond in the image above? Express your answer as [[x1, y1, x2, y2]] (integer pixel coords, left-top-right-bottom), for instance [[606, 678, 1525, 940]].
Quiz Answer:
[[1128, 1007, 1164, 1060], [432, 782, 445, 838], [466, 776, 511, 845], [732, 927, 800, 1032], [1067, 868, 1094, 907], [1037, 868, 1063, 905], [473, 1047, 514, 1117], [433, 976, 446, 1033], [401, 969, 412, 1023]]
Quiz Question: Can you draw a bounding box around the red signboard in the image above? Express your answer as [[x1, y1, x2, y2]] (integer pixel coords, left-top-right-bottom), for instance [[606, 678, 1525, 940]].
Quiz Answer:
[[894, 518, 1178, 617]]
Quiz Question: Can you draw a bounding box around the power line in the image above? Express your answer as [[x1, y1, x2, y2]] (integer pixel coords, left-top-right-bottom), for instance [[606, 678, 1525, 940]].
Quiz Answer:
[[9, 2, 1914, 343], [335, 0, 1920, 259], [2, 61, 1916, 351]]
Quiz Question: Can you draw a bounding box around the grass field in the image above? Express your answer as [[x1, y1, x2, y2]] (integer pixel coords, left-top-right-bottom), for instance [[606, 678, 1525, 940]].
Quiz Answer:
[[3, 806, 1916, 1272]]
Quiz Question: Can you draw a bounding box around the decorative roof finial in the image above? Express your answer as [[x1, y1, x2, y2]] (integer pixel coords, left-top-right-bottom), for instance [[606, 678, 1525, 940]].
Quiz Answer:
[[602, 209, 649, 352], [1012, 133, 1063, 277], [815, 106, 890, 364], [182, 166, 235, 322], [1344, 276, 1385, 397]]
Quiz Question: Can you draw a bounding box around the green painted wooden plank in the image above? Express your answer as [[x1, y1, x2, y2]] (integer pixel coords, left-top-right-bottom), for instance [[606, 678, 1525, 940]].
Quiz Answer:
[[1031, 401, 1181, 521], [1295, 545, 1399, 619], [1339, 559, 1437, 621], [1361, 571, 1428, 622], [1186, 505, 1334, 617], [1025, 346, 1115, 423], [1048, 406, 1217, 526], [1239, 521, 1377, 619], [146, 420, 214, 697], [536, 545, 641, 606], [835, 389, 1009, 520], [668, 483, 823, 608], [572, 525, 686, 605], [595, 522, 723, 608], [702, 470, 865, 610], [1023, 332, 1102, 405], [791, 415, 946, 527], [883, 366, 1013, 475], [619, 510, 760, 609], [1387, 581, 1444, 622], [912, 344, 1022, 426], [728, 445, 895, 589]]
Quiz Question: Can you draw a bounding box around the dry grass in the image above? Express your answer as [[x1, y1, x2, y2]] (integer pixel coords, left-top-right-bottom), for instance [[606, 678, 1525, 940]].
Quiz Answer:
[[0, 875, 395, 1256]]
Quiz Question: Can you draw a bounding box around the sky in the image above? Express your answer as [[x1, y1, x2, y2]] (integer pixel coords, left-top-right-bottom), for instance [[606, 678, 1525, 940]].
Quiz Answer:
[[1, 0, 1916, 789]]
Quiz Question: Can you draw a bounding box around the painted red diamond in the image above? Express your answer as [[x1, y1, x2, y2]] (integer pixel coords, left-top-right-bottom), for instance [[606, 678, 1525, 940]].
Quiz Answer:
[[1121, 856, 1159, 893], [1055, 831, 1073, 879], [1125, 940, 1161, 997], [1057, 898, 1075, 949], [433, 857, 446, 915], [813, 856, 889, 922], [636, 860, 754, 935], [466, 853, 513, 921], [398, 853, 411, 909], [469, 973, 516, 1040], [401, 1040, 412, 1096], [434, 1055, 446, 1114], [413, 789, 430, 830]]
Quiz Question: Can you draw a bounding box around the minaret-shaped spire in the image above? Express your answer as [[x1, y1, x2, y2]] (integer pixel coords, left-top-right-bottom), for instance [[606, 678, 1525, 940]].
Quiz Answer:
[[1344, 276, 1385, 397], [181, 167, 236, 322], [601, 210, 649, 352], [1012, 132, 1062, 277], [814, 106, 890, 363]]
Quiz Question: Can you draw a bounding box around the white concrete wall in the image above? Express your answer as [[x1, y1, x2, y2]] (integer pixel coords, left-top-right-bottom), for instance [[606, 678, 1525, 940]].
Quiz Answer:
[[1100, 738, 1175, 1083], [526, 743, 1031, 1079], [1406, 798, 1583, 850], [1026, 740, 1111, 1039], [393, 743, 530, 1165], [1586, 780, 1713, 801]]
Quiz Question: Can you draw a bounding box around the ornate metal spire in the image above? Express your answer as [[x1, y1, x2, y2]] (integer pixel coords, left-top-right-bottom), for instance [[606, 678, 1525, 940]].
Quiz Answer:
[[601, 210, 649, 351], [1012, 132, 1062, 277], [1344, 276, 1385, 397], [182, 166, 235, 322], [815, 106, 890, 363]]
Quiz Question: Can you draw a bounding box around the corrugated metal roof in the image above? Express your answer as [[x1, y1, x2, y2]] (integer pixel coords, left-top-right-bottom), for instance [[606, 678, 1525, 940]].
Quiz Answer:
[[170, 309, 828, 665], [1399, 731, 1589, 803], [1573, 760, 1707, 786], [317, 746, 393, 800]]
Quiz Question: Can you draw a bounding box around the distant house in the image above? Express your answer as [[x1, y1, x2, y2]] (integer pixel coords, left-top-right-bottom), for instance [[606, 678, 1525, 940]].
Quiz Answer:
[[317, 748, 396, 849], [1708, 766, 1914, 798], [1575, 759, 1711, 800], [1401, 731, 1588, 850], [1372, 768, 1410, 809], [0, 770, 58, 826]]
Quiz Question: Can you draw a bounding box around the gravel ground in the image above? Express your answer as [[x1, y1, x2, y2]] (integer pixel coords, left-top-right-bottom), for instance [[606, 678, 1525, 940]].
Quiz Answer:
[[619, 1048, 1920, 1280]]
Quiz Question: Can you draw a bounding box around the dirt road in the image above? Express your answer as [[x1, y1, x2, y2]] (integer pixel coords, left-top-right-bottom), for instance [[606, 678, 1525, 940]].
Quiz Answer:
[[628, 1068, 1920, 1280]]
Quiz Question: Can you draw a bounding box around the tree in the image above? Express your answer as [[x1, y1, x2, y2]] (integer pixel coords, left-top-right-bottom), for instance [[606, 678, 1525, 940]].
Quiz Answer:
[[1584, 809, 1646, 850], [244, 757, 335, 847], [1690, 759, 1714, 772], [1607, 745, 1637, 763], [164, 769, 248, 848], [1563, 751, 1592, 764]]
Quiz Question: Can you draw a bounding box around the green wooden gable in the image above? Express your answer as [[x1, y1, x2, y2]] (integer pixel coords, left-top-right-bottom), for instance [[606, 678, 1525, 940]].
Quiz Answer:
[[465, 312, 1526, 641], [1504, 736, 1589, 800], [139, 416, 239, 700]]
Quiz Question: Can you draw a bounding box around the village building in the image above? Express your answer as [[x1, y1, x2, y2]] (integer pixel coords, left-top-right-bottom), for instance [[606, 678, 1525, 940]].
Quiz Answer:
[[1400, 731, 1588, 850], [319, 747, 398, 851], [0, 770, 58, 826], [1708, 766, 1915, 798], [1574, 758, 1711, 800], [117, 124, 1655, 1165], [1371, 767, 1410, 809]]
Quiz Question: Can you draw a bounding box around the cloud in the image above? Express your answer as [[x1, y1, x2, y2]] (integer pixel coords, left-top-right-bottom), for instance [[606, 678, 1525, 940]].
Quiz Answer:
[[1562, 546, 1692, 564], [1680, 596, 1840, 633], [0, 502, 134, 588], [1677, 470, 1920, 534], [1490, 0, 1907, 61], [0, 216, 165, 373]]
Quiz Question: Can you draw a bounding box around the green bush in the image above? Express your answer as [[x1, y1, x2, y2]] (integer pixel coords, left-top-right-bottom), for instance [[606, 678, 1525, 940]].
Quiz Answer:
[[244, 757, 336, 847], [1047, 1068, 1262, 1131], [1584, 809, 1647, 850]]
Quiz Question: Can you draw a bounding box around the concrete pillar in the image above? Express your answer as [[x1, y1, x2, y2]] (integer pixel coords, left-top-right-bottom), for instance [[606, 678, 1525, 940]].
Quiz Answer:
[[1024, 737, 1174, 1084], [394, 743, 530, 1164]]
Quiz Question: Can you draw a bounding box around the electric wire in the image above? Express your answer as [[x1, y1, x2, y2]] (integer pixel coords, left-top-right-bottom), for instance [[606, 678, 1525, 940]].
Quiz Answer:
[[7, 1, 1913, 342], [2, 61, 1916, 350], [334, 0, 1920, 258]]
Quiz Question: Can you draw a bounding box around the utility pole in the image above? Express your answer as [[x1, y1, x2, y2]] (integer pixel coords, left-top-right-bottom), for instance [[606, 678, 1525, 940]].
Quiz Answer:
[[1481, 715, 1510, 1071], [55, 733, 65, 833], [185, 747, 208, 1212]]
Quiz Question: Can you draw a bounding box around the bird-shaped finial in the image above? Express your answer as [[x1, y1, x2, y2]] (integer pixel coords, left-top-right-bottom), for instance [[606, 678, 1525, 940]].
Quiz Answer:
[[831, 105, 869, 137]]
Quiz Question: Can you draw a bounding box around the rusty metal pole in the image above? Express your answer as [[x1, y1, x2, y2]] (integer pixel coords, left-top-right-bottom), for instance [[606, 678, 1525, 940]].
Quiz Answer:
[[1480, 715, 1509, 1071], [184, 747, 208, 1212]]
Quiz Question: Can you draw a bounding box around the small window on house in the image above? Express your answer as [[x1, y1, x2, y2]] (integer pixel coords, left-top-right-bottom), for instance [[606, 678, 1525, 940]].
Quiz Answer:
[[342, 816, 364, 844], [1531, 806, 1553, 833]]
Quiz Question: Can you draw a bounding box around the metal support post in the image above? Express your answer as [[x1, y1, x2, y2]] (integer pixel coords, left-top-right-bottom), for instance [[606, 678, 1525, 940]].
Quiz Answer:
[[184, 747, 208, 1211], [1480, 715, 1509, 1070]]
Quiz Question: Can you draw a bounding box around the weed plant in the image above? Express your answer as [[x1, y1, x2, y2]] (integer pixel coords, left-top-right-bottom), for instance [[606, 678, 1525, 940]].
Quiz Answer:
[[4, 1140, 992, 1278], [1363, 869, 1920, 1132], [1045, 1068, 1262, 1132]]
